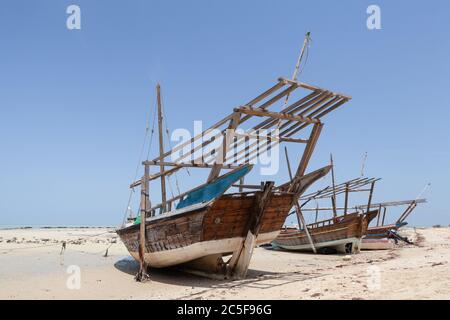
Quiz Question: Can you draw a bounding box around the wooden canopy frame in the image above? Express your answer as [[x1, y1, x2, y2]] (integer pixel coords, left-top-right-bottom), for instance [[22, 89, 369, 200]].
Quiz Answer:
[[131, 77, 351, 214], [300, 176, 426, 227]]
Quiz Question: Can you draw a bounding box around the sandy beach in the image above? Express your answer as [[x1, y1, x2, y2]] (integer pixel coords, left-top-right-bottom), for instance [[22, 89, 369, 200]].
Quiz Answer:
[[0, 226, 449, 300]]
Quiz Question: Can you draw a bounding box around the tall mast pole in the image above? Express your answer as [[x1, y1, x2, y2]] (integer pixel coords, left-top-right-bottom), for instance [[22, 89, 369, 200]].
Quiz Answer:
[[330, 153, 337, 218], [156, 84, 167, 213], [283, 31, 311, 106]]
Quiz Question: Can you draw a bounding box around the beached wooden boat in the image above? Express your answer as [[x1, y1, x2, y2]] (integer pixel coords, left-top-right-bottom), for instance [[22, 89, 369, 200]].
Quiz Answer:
[[117, 165, 330, 276], [273, 210, 378, 253], [363, 198, 426, 240], [116, 35, 352, 280], [273, 171, 382, 254]]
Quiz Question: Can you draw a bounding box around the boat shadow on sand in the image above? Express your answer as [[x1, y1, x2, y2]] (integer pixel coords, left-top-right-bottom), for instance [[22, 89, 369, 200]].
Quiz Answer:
[[114, 256, 327, 293]]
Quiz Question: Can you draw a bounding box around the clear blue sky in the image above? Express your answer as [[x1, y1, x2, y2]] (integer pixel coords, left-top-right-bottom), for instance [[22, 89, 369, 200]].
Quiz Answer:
[[0, 0, 448, 227]]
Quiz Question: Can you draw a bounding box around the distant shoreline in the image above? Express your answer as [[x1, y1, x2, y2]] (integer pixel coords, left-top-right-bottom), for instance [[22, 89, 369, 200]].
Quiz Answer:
[[0, 225, 116, 231], [1, 224, 447, 231]]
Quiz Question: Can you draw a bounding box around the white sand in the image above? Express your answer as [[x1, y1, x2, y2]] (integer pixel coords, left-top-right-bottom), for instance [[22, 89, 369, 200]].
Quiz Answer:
[[0, 226, 449, 299]]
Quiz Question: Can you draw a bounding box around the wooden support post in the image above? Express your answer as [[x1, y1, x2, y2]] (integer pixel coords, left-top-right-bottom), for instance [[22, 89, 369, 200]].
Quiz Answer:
[[376, 204, 382, 226], [207, 112, 241, 182], [284, 147, 293, 180], [284, 145, 312, 250], [381, 207, 387, 226], [330, 154, 338, 218], [397, 202, 417, 224], [288, 122, 323, 193], [315, 204, 319, 223], [331, 195, 337, 219], [295, 200, 316, 253], [229, 182, 274, 279], [366, 181, 375, 215], [239, 177, 244, 193], [156, 84, 167, 213], [135, 164, 150, 282], [295, 123, 323, 178], [344, 183, 349, 215]]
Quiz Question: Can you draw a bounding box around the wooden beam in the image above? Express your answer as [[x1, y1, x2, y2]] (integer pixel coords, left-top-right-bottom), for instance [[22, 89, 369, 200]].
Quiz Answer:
[[229, 181, 274, 279], [376, 204, 382, 226], [288, 122, 323, 193], [212, 91, 332, 166], [284, 146, 313, 250], [287, 98, 349, 136], [234, 132, 308, 144], [366, 181, 376, 215], [150, 164, 253, 211], [381, 207, 387, 225], [295, 201, 316, 253], [135, 165, 150, 282], [245, 80, 285, 107], [207, 112, 241, 182], [279, 77, 352, 100], [142, 160, 240, 170], [397, 202, 418, 224], [330, 154, 337, 218], [344, 183, 349, 215], [231, 184, 262, 190], [234, 107, 320, 124]]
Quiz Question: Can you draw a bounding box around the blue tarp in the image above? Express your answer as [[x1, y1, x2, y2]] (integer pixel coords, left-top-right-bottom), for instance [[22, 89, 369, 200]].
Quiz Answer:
[[176, 165, 252, 210]]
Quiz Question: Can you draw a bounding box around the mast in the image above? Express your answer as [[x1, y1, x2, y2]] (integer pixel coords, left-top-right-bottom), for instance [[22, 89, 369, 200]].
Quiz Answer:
[[283, 31, 311, 106], [156, 84, 167, 213], [330, 154, 337, 218]]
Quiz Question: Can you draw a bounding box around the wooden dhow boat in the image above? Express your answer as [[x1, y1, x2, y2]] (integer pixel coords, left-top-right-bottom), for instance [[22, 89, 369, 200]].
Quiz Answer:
[[116, 35, 352, 280], [274, 210, 378, 253], [116, 77, 350, 280], [363, 198, 426, 240], [360, 196, 427, 249], [273, 174, 381, 254]]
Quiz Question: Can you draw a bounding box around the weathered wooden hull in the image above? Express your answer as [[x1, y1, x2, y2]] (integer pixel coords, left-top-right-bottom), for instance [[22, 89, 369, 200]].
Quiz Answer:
[[364, 224, 397, 239], [273, 210, 379, 254], [116, 193, 294, 268]]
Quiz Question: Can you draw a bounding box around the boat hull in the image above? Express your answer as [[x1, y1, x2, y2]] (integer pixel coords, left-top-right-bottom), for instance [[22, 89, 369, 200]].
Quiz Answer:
[[361, 238, 394, 250], [364, 224, 397, 239], [116, 193, 294, 268], [273, 210, 379, 254]]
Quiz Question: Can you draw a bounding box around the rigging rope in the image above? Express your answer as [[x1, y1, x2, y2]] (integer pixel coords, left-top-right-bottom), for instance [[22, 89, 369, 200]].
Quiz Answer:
[[121, 95, 157, 226], [160, 91, 182, 197]]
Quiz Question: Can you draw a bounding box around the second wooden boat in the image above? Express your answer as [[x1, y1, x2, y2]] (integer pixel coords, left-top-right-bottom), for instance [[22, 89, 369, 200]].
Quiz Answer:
[[273, 210, 378, 253]]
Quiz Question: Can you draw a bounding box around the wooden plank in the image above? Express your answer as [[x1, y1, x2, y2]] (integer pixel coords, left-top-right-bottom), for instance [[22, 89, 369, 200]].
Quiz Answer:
[[234, 107, 320, 124], [142, 160, 240, 170], [294, 201, 316, 253], [279, 77, 352, 100]]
